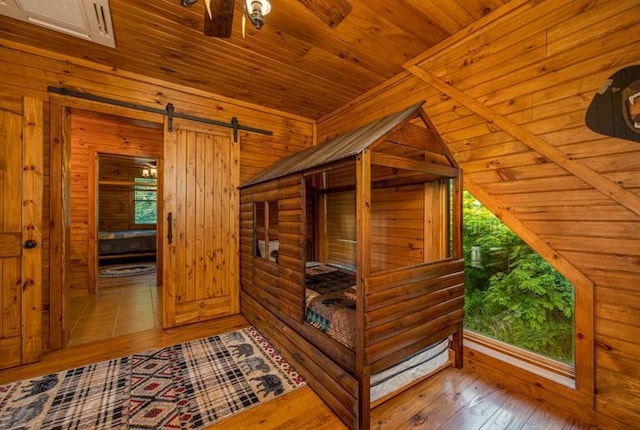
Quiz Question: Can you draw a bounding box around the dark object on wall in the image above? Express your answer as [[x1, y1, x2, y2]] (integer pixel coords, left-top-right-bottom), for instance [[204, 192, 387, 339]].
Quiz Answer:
[[585, 65, 640, 143]]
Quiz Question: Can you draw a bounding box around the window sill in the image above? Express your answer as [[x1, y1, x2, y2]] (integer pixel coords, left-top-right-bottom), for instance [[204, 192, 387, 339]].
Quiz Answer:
[[464, 330, 575, 390]]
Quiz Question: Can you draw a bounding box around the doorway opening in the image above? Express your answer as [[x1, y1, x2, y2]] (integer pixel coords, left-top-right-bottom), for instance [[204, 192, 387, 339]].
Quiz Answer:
[[66, 110, 164, 346]]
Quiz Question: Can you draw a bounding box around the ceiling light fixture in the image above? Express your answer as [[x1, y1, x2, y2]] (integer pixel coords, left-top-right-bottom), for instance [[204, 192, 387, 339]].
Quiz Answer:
[[244, 0, 271, 30]]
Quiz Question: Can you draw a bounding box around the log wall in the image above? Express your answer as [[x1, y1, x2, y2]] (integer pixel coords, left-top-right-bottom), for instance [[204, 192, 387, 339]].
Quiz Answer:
[[240, 175, 359, 428], [0, 39, 314, 349], [317, 0, 640, 426], [365, 259, 465, 374], [371, 185, 425, 272]]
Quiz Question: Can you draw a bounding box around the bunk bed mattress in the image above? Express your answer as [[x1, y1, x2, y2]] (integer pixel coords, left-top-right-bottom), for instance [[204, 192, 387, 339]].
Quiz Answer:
[[370, 338, 450, 403], [305, 264, 356, 349], [98, 230, 156, 240]]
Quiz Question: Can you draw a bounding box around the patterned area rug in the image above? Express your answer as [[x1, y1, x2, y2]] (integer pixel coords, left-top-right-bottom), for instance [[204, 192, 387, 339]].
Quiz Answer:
[[99, 262, 156, 277], [0, 327, 305, 429]]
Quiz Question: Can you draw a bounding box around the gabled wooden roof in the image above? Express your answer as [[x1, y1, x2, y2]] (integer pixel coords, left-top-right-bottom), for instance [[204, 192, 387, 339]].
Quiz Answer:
[[240, 102, 425, 188]]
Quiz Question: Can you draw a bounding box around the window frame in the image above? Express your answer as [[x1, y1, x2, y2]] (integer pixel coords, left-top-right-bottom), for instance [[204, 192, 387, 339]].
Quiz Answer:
[[131, 177, 157, 227], [462, 183, 594, 402]]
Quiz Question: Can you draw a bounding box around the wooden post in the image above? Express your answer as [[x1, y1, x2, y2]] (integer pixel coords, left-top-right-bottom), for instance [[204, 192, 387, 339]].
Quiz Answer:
[[87, 148, 98, 295], [48, 102, 71, 350], [355, 151, 371, 429]]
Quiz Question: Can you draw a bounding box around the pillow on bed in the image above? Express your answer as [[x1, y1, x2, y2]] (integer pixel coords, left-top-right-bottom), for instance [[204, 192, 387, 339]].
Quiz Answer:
[[257, 240, 279, 262]]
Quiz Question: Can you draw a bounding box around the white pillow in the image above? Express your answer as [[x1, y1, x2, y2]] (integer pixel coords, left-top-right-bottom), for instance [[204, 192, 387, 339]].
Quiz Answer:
[[257, 240, 279, 262]]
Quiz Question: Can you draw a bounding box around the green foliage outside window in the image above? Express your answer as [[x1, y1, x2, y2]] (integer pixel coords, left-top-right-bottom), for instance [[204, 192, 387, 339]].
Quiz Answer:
[[463, 191, 574, 364], [134, 178, 157, 224]]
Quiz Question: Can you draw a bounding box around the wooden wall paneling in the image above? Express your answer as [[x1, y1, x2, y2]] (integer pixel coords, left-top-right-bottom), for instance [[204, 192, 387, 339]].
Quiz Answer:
[[415, 13, 636, 125], [21, 96, 43, 363], [406, 67, 640, 218], [2, 42, 314, 351], [423, 181, 446, 262], [318, 74, 433, 141], [0, 44, 314, 176], [98, 185, 132, 231]]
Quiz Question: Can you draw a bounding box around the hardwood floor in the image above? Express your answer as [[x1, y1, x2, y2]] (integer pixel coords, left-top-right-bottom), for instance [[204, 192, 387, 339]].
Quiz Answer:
[[68, 272, 160, 345], [0, 315, 597, 429]]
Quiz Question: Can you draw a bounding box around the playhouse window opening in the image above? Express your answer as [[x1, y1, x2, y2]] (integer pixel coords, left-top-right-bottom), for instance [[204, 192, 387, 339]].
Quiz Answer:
[[254, 200, 279, 262]]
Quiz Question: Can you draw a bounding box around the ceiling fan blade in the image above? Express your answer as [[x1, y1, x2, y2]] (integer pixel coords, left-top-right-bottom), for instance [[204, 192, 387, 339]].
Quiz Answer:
[[204, 0, 235, 38], [297, 0, 352, 28]]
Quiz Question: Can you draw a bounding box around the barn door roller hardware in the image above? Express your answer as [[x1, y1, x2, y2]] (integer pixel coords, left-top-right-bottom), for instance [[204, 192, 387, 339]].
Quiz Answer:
[[47, 86, 273, 142]]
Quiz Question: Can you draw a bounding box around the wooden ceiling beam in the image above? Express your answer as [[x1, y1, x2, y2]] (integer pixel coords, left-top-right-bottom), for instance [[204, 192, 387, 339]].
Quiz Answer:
[[405, 66, 640, 217], [371, 152, 459, 177]]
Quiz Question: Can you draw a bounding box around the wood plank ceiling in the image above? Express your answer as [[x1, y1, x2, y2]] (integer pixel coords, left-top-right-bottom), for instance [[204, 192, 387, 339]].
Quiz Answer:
[[0, 0, 507, 119]]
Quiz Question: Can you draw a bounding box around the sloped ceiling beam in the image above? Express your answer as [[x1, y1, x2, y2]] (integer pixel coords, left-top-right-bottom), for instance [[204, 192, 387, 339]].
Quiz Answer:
[[405, 66, 640, 217]]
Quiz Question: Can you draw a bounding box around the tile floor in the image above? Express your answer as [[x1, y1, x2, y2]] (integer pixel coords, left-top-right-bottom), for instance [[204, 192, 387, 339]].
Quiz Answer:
[[68, 272, 161, 346]]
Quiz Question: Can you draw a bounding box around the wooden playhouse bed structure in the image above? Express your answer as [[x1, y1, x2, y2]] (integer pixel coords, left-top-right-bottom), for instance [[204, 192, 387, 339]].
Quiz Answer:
[[239, 103, 465, 429]]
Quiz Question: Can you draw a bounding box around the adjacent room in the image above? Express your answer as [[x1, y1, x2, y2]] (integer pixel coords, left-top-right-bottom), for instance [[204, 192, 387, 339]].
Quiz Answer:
[[66, 111, 164, 345]]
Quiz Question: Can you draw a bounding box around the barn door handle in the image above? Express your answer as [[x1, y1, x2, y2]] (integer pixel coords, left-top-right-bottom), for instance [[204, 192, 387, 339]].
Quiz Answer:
[[23, 239, 38, 249], [167, 212, 173, 245]]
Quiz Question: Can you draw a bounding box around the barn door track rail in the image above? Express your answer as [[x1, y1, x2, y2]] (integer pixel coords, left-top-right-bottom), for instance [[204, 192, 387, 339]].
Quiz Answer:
[[47, 86, 273, 142]]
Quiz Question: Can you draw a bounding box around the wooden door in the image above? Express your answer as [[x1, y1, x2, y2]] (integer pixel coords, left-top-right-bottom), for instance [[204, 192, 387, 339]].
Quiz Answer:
[[162, 118, 239, 327], [0, 96, 43, 369]]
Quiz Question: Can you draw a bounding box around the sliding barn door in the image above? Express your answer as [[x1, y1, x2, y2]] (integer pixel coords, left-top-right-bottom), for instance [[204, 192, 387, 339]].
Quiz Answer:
[[163, 118, 239, 327], [0, 97, 43, 369]]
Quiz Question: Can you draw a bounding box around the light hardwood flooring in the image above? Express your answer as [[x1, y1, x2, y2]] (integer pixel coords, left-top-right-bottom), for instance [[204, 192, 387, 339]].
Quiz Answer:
[[0, 314, 602, 429], [67, 272, 160, 346]]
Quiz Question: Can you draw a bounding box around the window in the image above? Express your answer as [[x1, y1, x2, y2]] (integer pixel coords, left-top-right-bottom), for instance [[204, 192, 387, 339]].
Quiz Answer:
[[463, 190, 574, 365], [133, 177, 157, 225], [254, 201, 279, 262]]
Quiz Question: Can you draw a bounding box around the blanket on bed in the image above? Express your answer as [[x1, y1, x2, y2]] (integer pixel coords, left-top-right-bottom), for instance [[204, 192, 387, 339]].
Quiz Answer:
[[305, 265, 356, 350]]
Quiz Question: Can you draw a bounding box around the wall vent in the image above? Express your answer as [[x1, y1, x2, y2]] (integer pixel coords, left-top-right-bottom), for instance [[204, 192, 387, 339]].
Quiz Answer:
[[0, 0, 116, 48]]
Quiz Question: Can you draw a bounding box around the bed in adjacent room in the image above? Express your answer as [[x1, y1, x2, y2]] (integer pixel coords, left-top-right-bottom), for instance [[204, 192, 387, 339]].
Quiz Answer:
[[98, 229, 156, 258]]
